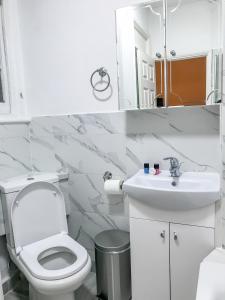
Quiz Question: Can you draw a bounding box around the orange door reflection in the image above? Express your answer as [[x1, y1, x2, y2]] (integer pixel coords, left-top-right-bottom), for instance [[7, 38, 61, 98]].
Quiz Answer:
[[155, 56, 206, 106]]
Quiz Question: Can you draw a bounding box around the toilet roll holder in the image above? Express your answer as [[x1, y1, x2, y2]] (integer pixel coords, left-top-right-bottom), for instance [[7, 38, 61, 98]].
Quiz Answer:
[[103, 171, 124, 190], [103, 171, 112, 182]]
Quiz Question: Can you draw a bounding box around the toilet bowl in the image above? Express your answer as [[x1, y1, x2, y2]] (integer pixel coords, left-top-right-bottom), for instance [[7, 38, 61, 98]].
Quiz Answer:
[[196, 247, 225, 300], [0, 173, 91, 300]]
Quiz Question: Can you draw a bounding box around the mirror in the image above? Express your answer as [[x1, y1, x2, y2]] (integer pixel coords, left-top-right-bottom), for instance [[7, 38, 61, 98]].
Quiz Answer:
[[116, 0, 223, 110]]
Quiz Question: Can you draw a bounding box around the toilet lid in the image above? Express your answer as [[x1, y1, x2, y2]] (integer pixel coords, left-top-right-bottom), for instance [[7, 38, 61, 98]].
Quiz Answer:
[[11, 181, 68, 254]]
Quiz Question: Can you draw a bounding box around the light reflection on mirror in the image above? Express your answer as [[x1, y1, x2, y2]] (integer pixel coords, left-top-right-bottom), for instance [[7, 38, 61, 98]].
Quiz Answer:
[[116, 0, 222, 110]]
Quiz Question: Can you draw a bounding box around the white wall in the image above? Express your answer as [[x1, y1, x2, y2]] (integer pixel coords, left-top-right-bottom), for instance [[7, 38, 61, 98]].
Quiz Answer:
[[17, 0, 149, 116]]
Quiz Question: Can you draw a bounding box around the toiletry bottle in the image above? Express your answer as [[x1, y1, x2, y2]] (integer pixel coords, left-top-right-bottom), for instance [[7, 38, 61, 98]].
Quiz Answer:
[[144, 163, 150, 174], [154, 163, 160, 175]]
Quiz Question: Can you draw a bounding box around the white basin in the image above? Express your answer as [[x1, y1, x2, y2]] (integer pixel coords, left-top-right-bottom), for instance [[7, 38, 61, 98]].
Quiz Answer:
[[123, 170, 220, 211]]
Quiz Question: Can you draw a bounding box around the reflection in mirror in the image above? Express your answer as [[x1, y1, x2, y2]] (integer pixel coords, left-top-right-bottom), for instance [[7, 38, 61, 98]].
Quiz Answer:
[[166, 0, 222, 106], [116, 1, 164, 110], [116, 0, 223, 110]]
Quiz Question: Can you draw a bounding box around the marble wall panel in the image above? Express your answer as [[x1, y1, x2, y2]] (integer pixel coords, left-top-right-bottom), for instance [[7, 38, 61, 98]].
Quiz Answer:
[[0, 123, 31, 280], [30, 105, 221, 258]]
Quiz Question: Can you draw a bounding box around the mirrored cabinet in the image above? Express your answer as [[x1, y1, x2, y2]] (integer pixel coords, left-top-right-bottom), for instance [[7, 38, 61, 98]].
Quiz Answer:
[[116, 0, 223, 110]]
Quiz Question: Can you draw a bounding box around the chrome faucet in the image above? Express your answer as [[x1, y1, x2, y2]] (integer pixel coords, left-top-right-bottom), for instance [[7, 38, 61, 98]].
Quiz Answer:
[[164, 157, 182, 178]]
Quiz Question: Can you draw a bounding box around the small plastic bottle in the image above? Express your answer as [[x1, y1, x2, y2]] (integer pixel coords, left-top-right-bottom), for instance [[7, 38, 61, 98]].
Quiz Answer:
[[154, 163, 160, 175], [144, 163, 150, 174]]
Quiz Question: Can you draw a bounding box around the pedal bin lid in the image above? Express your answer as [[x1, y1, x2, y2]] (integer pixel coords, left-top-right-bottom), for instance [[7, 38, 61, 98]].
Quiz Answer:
[[94, 230, 130, 253]]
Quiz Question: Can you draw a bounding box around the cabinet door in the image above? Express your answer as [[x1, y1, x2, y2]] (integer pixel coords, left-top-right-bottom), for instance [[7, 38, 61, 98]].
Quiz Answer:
[[130, 218, 170, 300], [170, 224, 214, 300]]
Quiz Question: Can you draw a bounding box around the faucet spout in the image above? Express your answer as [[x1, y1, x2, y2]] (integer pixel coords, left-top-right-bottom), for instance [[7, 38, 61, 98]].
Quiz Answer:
[[163, 157, 182, 178]]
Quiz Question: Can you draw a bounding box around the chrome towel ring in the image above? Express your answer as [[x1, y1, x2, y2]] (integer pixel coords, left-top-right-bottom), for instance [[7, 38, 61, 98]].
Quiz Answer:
[[90, 67, 111, 92]]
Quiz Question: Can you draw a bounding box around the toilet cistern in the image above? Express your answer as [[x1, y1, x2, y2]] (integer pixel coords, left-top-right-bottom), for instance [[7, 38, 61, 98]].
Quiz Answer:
[[164, 157, 182, 178]]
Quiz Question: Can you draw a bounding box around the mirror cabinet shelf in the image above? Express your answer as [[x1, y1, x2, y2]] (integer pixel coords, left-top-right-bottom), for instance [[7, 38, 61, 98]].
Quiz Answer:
[[116, 0, 223, 111]]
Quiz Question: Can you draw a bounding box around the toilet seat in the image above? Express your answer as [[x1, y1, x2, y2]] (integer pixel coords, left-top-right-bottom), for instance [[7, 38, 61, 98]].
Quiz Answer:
[[19, 233, 88, 281]]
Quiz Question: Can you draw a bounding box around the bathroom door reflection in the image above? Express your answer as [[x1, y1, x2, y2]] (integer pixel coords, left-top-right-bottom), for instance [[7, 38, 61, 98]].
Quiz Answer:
[[155, 56, 207, 106], [116, 1, 164, 110]]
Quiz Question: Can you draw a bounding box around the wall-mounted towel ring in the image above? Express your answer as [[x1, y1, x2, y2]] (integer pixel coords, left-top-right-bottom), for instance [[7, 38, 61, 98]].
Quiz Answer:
[[90, 67, 111, 92]]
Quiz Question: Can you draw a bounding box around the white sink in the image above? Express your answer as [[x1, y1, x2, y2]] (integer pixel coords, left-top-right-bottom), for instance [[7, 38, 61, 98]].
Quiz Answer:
[[123, 170, 220, 211]]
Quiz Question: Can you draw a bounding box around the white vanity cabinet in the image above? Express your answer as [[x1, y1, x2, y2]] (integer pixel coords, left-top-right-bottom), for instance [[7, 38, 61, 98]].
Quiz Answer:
[[130, 218, 170, 300], [130, 217, 214, 300], [170, 223, 214, 300]]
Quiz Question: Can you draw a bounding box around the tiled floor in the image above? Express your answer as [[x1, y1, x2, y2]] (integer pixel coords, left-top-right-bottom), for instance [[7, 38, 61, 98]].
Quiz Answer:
[[5, 272, 98, 300]]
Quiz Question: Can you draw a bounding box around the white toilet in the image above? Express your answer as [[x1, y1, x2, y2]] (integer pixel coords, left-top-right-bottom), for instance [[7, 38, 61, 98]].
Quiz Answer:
[[0, 173, 91, 300], [196, 247, 225, 300]]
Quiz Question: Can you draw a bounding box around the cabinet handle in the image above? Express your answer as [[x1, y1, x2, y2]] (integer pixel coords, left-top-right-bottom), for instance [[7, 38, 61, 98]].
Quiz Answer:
[[160, 230, 165, 239], [173, 232, 178, 241]]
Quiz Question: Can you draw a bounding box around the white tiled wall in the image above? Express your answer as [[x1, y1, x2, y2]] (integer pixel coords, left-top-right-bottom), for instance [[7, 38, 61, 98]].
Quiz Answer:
[[0, 105, 221, 274], [29, 105, 221, 259], [0, 123, 31, 281]]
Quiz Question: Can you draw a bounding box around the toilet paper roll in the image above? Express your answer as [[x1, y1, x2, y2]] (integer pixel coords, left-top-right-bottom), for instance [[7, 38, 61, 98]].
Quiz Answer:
[[104, 180, 123, 195]]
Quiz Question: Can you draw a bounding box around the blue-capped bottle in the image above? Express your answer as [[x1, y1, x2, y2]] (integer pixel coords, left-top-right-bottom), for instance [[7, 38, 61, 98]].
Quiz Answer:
[[144, 163, 150, 174]]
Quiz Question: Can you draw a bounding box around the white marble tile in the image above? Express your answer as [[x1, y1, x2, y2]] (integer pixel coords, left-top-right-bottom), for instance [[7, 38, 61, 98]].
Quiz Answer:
[[68, 209, 129, 252], [68, 173, 126, 216], [126, 132, 220, 176], [31, 112, 126, 137], [31, 105, 219, 138], [30, 135, 63, 173], [54, 133, 127, 176], [64, 112, 126, 135], [0, 138, 31, 180], [30, 106, 220, 178], [0, 135, 31, 235], [68, 210, 95, 251], [29, 107, 221, 258], [124, 105, 219, 135], [30, 116, 67, 137], [0, 124, 29, 139], [30, 132, 127, 176], [78, 212, 129, 250]]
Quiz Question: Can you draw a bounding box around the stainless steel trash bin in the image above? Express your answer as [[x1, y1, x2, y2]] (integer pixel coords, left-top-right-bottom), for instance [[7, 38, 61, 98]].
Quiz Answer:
[[95, 230, 131, 300]]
